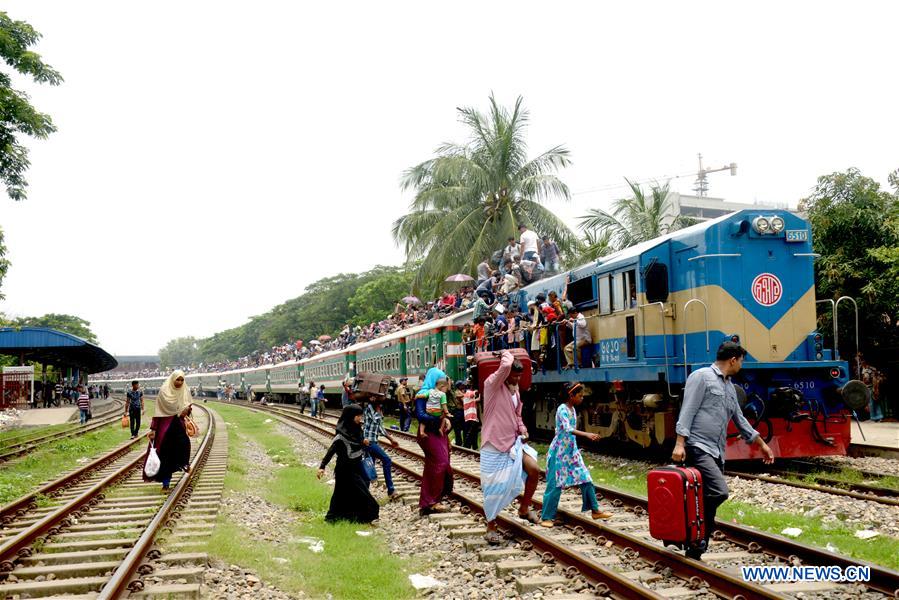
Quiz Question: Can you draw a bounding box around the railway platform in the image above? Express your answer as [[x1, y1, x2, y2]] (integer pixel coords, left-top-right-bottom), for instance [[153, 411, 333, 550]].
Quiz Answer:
[[853, 420, 899, 448]]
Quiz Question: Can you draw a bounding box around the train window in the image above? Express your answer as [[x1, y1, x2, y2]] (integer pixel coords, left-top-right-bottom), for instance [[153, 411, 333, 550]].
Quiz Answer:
[[612, 272, 624, 312], [416, 348, 421, 368], [626, 316, 636, 358], [598, 275, 611, 315], [424, 346, 430, 367], [432, 345, 437, 364], [645, 263, 669, 303], [567, 276, 594, 307], [625, 270, 637, 308]]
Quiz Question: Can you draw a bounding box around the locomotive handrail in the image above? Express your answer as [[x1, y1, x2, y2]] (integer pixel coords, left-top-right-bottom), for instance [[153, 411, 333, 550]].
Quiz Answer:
[[682, 298, 710, 377], [639, 302, 673, 397], [835, 296, 860, 376], [687, 253, 741, 262], [815, 299, 837, 358], [792, 252, 822, 257]]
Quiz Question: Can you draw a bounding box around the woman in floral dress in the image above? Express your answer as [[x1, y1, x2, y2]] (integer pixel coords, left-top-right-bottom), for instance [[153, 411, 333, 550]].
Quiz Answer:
[[540, 382, 613, 527]]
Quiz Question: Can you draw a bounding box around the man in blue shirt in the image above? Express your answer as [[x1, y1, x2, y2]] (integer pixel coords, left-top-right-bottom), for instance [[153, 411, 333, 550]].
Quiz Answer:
[[125, 380, 145, 439], [673, 342, 774, 560]]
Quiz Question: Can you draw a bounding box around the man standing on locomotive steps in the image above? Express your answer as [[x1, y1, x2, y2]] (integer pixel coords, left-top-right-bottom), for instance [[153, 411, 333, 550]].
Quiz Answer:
[[673, 341, 775, 560]]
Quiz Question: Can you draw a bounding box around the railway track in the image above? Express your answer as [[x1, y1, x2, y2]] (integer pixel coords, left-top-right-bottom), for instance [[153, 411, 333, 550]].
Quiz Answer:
[[0, 404, 228, 598], [723, 465, 899, 507], [232, 401, 899, 599], [0, 399, 127, 463]]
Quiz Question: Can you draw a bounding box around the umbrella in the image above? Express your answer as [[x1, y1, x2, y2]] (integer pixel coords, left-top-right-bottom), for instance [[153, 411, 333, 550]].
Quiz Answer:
[[308, 340, 322, 346], [402, 295, 421, 305], [444, 273, 474, 282], [318, 334, 332, 342]]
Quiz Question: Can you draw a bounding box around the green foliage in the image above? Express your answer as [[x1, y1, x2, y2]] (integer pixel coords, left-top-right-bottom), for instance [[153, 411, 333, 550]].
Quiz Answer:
[[0, 11, 62, 202], [799, 168, 899, 358], [347, 268, 414, 326], [579, 179, 694, 251], [14, 313, 97, 343], [158, 336, 200, 369], [393, 94, 577, 295], [0, 227, 9, 299], [190, 265, 411, 362]]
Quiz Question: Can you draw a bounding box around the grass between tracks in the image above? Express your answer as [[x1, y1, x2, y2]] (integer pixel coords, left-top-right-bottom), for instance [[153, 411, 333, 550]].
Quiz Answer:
[[208, 404, 418, 600], [527, 442, 899, 570], [0, 404, 155, 506]]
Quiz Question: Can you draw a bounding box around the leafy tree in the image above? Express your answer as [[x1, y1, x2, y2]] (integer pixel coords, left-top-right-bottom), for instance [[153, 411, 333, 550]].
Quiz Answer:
[[393, 94, 577, 295], [15, 313, 97, 343], [799, 168, 899, 360], [347, 268, 414, 326], [578, 179, 693, 250], [0, 227, 9, 299], [0, 11, 62, 201], [568, 228, 615, 265], [158, 336, 200, 369]]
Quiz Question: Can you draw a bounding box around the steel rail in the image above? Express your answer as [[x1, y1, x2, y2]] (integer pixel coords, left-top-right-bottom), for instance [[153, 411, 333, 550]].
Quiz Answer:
[[0, 449, 146, 571], [241, 403, 789, 600], [0, 399, 128, 462], [0, 432, 148, 523], [724, 468, 899, 506], [254, 402, 899, 597], [97, 404, 216, 599]]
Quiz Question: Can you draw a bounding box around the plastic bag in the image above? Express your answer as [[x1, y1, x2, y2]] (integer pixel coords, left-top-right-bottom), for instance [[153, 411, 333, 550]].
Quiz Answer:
[[361, 453, 377, 482], [121, 414, 129, 429], [144, 443, 161, 478], [184, 416, 199, 437]]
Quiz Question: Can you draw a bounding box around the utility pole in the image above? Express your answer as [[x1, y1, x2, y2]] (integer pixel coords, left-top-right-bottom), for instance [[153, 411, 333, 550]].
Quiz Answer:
[[693, 153, 737, 197]]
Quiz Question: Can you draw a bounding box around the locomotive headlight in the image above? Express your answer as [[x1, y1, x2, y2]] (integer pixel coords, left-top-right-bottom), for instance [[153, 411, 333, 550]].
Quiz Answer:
[[770, 216, 785, 233], [752, 216, 771, 234], [815, 352, 823, 360]]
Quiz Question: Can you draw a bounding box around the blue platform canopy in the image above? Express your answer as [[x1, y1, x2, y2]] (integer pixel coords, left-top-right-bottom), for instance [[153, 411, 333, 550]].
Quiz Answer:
[[0, 327, 118, 373]]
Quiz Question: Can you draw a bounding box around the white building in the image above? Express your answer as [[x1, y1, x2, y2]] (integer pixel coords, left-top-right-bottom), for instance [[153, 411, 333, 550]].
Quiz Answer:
[[665, 192, 787, 224]]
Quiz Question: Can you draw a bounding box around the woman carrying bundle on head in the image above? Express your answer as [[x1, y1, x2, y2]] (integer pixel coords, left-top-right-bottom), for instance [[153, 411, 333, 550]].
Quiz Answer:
[[540, 382, 612, 527], [144, 370, 193, 492], [317, 404, 379, 524]]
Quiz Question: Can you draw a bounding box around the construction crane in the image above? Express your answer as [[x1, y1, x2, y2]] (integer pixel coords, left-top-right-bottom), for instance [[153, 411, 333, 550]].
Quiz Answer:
[[693, 153, 737, 197]]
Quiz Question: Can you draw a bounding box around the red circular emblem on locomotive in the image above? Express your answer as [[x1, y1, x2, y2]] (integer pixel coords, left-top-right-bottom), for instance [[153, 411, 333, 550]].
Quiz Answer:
[[751, 273, 782, 306]]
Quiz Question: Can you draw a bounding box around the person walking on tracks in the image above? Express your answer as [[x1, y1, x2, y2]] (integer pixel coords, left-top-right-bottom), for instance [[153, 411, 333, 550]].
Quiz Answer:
[[480, 350, 540, 544], [76, 386, 91, 424], [673, 341, 774, 559], [145, 370, 193, 492], [540, 382, 611, 527], [317, 403, 380, 524], [414, 367, 454, 516], [126, 380, 145, 439], [362, 394, 399, 499]]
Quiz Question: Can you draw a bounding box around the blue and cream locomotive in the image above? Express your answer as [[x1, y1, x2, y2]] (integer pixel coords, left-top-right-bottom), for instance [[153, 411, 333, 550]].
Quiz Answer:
[[524, 209, 864, 460]]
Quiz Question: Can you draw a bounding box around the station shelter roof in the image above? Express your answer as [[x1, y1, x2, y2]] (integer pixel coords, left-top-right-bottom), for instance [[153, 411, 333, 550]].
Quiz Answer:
[[0, 327, 118, 373]]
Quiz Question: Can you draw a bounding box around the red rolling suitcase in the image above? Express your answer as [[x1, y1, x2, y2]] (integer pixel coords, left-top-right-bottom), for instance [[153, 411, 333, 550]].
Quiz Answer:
[[647, 466, 705, 546], [473, 349, 532, 394]]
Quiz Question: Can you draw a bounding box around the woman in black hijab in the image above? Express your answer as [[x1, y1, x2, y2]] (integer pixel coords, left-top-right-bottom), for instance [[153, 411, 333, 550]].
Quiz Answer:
[[317, 403, 379, 523]]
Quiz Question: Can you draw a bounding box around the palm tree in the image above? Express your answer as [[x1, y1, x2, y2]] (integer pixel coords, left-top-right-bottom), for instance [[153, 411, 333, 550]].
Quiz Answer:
[[578, 179, 694, 250], [569, 228, 615, 265], [393, 94, 576, 294]]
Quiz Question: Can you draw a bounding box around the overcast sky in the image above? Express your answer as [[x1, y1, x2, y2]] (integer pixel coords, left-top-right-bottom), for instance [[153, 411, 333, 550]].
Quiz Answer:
[[2, 1, 896, 355]]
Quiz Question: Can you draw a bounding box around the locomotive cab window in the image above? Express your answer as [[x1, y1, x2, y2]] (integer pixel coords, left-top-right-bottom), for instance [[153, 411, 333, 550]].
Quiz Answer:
[[644, 263, 669, 303], [598, 275, 612, 315], [567, 276, 595, 307], [612, 272, 624, 312], [625, 269, 637, 308]]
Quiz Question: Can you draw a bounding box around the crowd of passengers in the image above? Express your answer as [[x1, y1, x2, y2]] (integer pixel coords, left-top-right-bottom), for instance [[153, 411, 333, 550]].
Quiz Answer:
[[99, 225, 567, 379]]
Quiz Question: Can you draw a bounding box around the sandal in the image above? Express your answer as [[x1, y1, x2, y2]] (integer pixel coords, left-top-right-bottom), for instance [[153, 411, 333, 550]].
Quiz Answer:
[[518, 509, 541, 524], [539, 520, 555, 528], [484, 530, 504, 545], [430, 503, 449, 513], [591, 510, 613, 520]]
